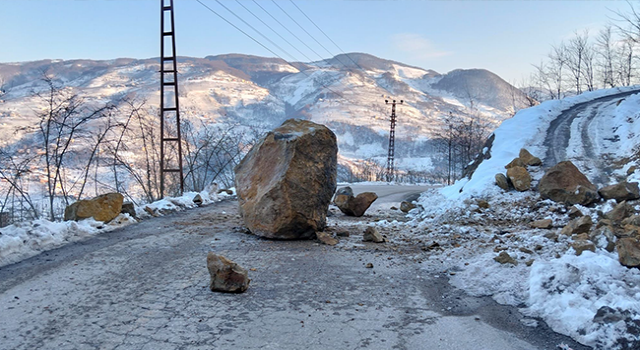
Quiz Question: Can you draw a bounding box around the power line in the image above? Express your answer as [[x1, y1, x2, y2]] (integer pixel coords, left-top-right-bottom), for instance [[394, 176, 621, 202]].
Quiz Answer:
[[195, 0, 282, 60], [214, 0, 298, 63], [270, 0, 352, 69], [235, 0, 316, 64], [288, 0, 367, 73], [252, 0, 326, 63], [195, 0, 345, 98]]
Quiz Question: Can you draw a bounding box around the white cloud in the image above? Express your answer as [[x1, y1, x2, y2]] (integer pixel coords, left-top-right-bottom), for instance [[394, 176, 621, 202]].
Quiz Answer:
[[392, 33, 452, 59]]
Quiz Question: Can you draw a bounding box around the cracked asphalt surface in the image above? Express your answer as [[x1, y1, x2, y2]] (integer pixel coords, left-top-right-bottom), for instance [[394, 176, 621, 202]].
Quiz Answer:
[[0, 192, 589, 350]]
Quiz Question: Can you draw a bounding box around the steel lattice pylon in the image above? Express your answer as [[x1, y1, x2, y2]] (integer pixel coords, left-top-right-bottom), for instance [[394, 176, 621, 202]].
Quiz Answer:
[[385, 99, 402, 182], [160, 0, 184, 197]]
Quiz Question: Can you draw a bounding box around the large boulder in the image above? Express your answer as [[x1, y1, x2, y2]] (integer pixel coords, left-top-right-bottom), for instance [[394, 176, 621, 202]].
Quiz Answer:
[[64, 193, 124, 223], [599, 182, 640, 203], [207, 253, 249, 293], [334, 187, 378, 217], [538, 161, 599, 205], [506, 166, 531, 192], [234, 119, 338, 239]]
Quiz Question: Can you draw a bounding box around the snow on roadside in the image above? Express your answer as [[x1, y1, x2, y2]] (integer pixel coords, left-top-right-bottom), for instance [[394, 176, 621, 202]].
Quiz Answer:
[[404, 188, 640, 349], [527, 251, 640, 348], [0, 215, 135, 268], [407, 86, 640, 349], [443, 86, 640, 201], [0, 189, 234, 268]]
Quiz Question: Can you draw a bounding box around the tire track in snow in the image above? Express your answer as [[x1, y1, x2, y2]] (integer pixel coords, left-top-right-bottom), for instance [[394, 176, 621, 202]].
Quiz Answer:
[[543, 89, 640, 186]]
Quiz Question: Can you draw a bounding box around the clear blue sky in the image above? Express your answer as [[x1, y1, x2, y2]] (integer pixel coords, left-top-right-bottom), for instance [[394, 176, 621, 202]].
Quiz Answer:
[[0, 0, 632, 82]]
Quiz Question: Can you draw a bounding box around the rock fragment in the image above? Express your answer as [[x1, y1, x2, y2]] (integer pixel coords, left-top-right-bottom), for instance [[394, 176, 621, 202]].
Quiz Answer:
[[363, 227, 384, 243], [120, 202, 137, 219], [531, 219, 553, 229], [400, 201, 417, 213], [519, 148, 542, 166], [616, 237, 640, 267], [622, 215, 640, 227], [193, 194, 203, 206], [505, 157, 525, 169], [477, 200, 490, 209], [599, 182, 640, 203], [506, 166, 531, 192], [335, 190, 378, 217], [604, 201, 634, 222], [495, 173, 510, 191], [207, 253, 250, 293], [571, 240, 596, 256], [494, 251, 518, 265], [568, 206, 583, 219], [561, 215, 593, 236], [316, 231, 338, 246]]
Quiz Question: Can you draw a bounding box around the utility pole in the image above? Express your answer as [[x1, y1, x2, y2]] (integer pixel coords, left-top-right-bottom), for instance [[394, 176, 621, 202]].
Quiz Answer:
[[160, 0, 184, 197], [385, 99, 402, 182]]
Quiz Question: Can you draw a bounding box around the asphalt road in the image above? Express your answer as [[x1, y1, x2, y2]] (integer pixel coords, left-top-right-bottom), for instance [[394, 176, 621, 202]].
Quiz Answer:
[[340, 183, 434, 209], [543, 88, 640, 185], [0, 188, 589, 350]]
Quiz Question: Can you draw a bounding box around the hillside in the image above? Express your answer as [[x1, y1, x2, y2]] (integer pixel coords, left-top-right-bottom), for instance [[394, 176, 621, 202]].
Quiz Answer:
[[408, 86, 640, 349], [0, 53, 532, 175]]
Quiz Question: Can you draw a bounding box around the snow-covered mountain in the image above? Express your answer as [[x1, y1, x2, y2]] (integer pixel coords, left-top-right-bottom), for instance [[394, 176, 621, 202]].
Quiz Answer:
[[0, 53, 531, 172]]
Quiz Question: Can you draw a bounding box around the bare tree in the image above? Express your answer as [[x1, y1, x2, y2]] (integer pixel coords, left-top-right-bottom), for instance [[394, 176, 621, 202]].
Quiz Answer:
[[34, 76, 115, 220], [617, 38, 635, 86], [566, 31, 591, 94], [0, 146, 39, 221], [596, 25, 618, 88], [434, 112, 458, 185], [582, 42, 597, 92], [549, 43, 569, 99], [532, 61, 556, 100], [611, 1, 640, 42], [610, 1, 640, 86], [106, 103, 161, 203]]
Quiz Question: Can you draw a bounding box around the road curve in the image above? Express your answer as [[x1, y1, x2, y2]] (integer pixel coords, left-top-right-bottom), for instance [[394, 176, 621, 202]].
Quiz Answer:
[[543, 89, 640, 185]]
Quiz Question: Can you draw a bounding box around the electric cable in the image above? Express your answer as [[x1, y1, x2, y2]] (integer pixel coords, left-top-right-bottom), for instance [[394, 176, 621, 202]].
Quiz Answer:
[[288, 0, 368, 73], [195, 0, 345, 98]]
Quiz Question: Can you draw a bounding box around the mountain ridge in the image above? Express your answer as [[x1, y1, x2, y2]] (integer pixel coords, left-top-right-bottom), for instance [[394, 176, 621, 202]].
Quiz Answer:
[[0, 52, 533, 174]]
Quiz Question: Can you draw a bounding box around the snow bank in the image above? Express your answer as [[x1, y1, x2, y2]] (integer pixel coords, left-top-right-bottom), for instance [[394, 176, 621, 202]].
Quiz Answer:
[[0, 189, 234, 268], [0, 215, 135, 267], [410, 86, 640, 349], [527, 251, 640, 348], [443, 86, 640, 201]]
